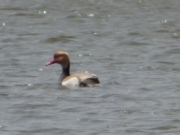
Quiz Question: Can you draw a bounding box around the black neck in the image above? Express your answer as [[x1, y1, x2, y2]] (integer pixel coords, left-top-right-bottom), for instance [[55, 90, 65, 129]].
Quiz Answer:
[[62, 63, 70, 76], [60, 63, 70, 82]]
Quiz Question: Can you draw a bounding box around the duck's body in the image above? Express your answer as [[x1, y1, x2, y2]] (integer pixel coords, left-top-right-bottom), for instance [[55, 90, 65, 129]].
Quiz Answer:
[[61, 73, 99, 87], [46, 51, 100, 87]]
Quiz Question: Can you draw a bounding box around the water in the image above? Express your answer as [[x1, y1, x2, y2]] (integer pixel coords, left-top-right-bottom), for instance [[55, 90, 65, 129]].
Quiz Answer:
[[1, 0, 180, 134]]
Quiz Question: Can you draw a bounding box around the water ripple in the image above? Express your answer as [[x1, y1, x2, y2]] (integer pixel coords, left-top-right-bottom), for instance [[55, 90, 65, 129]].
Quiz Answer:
[[44, 35, 75, 43]]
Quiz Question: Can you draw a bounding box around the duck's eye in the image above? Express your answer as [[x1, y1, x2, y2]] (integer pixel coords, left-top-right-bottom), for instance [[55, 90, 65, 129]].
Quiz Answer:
[[54, 55, 59, 59]]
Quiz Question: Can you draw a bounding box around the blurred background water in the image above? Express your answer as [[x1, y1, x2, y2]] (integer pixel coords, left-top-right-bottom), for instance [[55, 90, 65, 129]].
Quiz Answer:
[[1, 0, 180, 134]]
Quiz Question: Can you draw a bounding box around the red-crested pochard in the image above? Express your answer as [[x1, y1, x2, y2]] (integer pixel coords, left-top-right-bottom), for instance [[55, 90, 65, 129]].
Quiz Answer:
[[46, 51, 100, 87]]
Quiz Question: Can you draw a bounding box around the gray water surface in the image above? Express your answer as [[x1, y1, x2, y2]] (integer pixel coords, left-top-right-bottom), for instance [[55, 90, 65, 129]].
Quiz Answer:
[[1, 0, 180, 135]]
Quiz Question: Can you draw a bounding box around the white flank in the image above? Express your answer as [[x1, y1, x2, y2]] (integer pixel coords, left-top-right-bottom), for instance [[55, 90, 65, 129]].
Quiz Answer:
[[62, 77, 79, 88]]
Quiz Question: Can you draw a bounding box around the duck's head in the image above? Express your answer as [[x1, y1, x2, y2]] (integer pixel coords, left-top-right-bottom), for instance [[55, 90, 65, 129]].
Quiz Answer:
[[46, 51, 70, 68]]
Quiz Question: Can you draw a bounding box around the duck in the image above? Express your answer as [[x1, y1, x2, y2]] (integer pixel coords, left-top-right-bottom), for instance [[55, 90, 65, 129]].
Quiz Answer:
[[46, 51, 100, 87]]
